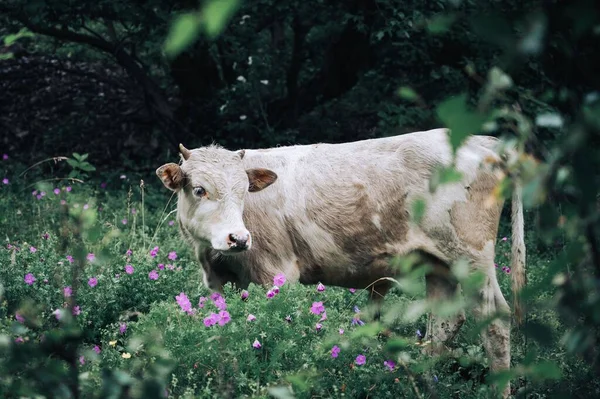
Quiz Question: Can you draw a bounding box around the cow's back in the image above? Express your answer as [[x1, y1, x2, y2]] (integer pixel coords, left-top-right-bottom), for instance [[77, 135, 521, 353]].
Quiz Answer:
[[238, 129, 503, 287]]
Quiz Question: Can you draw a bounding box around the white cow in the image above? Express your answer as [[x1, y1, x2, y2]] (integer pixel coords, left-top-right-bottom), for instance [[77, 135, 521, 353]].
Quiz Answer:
[[157, 128, 525, 398]]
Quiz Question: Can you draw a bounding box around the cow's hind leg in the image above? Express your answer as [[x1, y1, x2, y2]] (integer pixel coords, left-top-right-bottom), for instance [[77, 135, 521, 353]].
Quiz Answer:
[[473, 267, 511, 398], [424, 257, 466, 354]]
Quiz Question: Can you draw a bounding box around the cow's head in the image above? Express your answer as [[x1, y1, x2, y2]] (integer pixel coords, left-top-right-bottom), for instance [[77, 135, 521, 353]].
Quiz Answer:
[[156, 144, 277, 254]]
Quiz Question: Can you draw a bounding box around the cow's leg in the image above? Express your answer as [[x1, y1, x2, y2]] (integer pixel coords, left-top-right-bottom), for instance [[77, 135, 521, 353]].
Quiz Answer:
[[369, 281, 391, 320], [472, 268, 511, 398], [424, 259, 466, 355]]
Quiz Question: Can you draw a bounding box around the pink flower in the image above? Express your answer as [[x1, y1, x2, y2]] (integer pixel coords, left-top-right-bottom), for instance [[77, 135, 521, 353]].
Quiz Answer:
[[266, 290, 275, 299], [285, 315, 292, 323], [32, 190, 37, 196], [53, 188, 60, 195], [79, 355, 85, 365], [355, 355, 366, 366], [86, 253, 95, 262], [72, 306, 81, 316], [131, 208, 137, 214], [60, 199, 67, 205], [339, 328, 345, 335], [384, 360, 396, 371], [15, 337, 24, 344], [119, 323, 127, 334], [210, 292, 222, 301], [66, 186, 72, 192], [176, 292, 192, 313], [218, 311, 231, 326], [331, 345, 340, 358], [203, 313, 219, 327], [273, 273, 286, 286], [168, 220, 175, 226], [24, 273, 36, 285], [66, 255, 74, 263], [93, 345, 101, 354], [2, 154, 7, 160], [125, 249, 132, 257], [83, 204, 89, 210], [241, 290, 249, 300], [88, 277, 98, 287], [320, 312, 327, 321], [100, 182, 107, 189], [272, 286, 280, 294], [501, 237, 508, 241], [53, 309, 64, 320], [166, 264, 175, 270], [15, 313, 25, 323], [149, 270, 159, 280], [149, 246, 159, 258], [310, 301, 325, 315], [247, 314, 256, 322], [198, 296, 207, 308], [214, 296, 227, 311], [315, 323, 323, 331], [168, 251, 177, 260], [317, 282, 326, 292], [252, 339, 261, 349], [42, 232, 49, 240], [2, 178, 9, 185], [29, 246, 37, 253], [125, 264, 134, 274], [121, 219, 128, 225], [349, 288, 356, 294], [157, 263, 165, 270], [64, 286, 72, 297]]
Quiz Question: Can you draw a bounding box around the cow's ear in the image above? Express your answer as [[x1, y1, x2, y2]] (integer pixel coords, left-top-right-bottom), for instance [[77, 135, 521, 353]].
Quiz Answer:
[[246, 168, 277, 192], [156, 163, 184, 191]]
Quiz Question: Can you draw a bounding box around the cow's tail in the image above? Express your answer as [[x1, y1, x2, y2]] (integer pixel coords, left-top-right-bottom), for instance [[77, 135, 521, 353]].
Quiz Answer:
[[510, 181, 526, 325]]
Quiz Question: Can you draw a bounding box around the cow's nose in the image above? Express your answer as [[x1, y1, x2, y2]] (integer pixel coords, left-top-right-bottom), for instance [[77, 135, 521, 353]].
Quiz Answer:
[[227, 231, 250, 250]]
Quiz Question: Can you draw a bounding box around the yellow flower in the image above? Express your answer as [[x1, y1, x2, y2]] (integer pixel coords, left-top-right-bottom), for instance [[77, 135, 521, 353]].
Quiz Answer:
[[121, 352, 131, 359], [109, 340, 117, 346]]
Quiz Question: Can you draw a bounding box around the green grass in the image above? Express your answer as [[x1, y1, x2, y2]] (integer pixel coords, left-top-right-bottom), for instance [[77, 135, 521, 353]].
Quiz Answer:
[[0, 161, 598, 398]]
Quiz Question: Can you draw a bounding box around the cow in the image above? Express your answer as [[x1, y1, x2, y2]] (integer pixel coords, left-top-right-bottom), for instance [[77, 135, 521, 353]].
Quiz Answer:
[[156, 128, 525, 398]]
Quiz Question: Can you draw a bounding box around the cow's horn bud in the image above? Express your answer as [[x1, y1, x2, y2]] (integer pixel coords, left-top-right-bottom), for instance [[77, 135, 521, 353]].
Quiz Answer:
[[179, 143, 191, 160]]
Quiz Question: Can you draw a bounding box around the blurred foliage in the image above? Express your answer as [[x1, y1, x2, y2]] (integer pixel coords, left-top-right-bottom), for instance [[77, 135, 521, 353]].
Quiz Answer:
[[0, 0, 599, 397]]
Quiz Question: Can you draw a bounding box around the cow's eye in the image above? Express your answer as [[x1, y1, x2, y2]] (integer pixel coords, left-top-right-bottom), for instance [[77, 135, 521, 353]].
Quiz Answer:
[[193, 187, 206, 198]]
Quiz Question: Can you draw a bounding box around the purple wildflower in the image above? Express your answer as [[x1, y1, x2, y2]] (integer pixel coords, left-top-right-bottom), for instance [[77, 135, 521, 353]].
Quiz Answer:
[[247, 314, 256, 322], [252, 339, 261, 349], [2, 154, 7, 160], [131, 208, 137, 214], [36, 194, 42, 200], [72, 306, 81, 316], [42, 232, 49, 240], [100, 182, 107, 189], [64, 286, 72, 297], [384, 360, 396, 371], [88, 277, 98, 287], [317, 282, 326, 292], [416, 329, 423, 338], [315, 323, 323, 331], [349, 288, 356, 294], [2, 178, 9, 185], [218, 311, 231, 326], [53, 188, 60, 195], [29, 246, 37, 253], [79, 355, 85, 365], [176, 292, 192, 313], [168, 220, 175, 226], [66, 255, 74, 263], [119, 323, 127, 334], [121, 219, 127, 225], [168, 251, 177, 260], [53, 309, 64, 320], [355, 355, 366, 366], [272, 286, 280, 294], [353, 306, 360, 313], [273, 273, 286, 286], [66, 186, 72, 192], [339, 328, 345, 335], [32, 190, 37, 196], [285, 315, 292, 323], [320, 312, 328, 321], [125, 249, 132, 257], [241, 290, 249, 300], [310, 301, 325, 315], [149, 270, 159, 280], [157, 263, 165, 270], [214, 296, 227, 310], [125, 264, 134, 274], [83, 204, 89, 210], [15, 337, 24, 344], [149, 246, 159, 258], [86, 253, 95, 262], [433, 375, 439, 383], [331, 345, 341, 358], [24, 273, 36, 285], [198, 296, 207, 308], [210, 292, 222, 301], [351, 317, 365, 326], [203, 313, 219, 327], [501, 237, 508, 241], [60, 199, 66, 205], [266, 290, 275, 299], [15, 313, 25, 323], [93, 345, 101, 354], [166, 264, 175, 270]]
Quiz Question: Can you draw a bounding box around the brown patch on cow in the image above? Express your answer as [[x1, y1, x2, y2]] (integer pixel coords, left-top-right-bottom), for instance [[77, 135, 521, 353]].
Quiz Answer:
[[450, 172, 502, 250], [156, 163, 184, 191], [247, 168, 278, 192]]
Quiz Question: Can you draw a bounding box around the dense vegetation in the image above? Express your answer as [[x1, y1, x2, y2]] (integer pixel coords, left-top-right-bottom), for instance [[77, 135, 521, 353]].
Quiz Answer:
[[1, 0, 599, 397]]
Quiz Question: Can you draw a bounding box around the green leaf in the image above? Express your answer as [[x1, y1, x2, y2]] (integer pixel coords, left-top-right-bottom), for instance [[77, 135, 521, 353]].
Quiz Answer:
[[397, 86, 419, 102], [66, 158, 79, 168], [72, 152, 82, 161], [436, 93, 487, 152], [164, 13, 202, 59], [79, 163, 96, 172], [411, 198, 426, 224], [429, 165, 463, 192], [530, 361, 562, 380], [80, 153, 89, 161], [267, 386, 295, 399], [426, 13, 457, 34], [201, 0, 240, 39]]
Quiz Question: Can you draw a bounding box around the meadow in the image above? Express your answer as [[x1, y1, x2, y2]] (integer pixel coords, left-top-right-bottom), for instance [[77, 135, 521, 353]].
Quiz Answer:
[[1, 153, 598, 399]]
